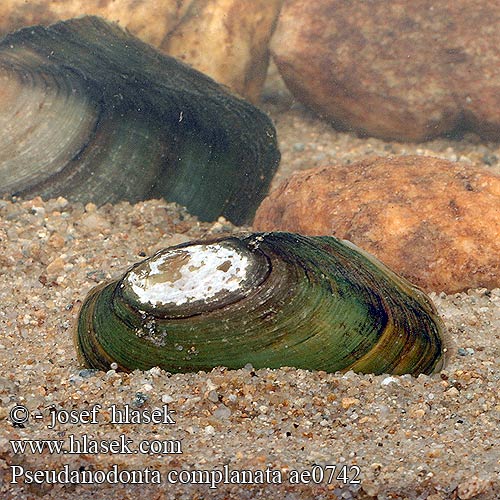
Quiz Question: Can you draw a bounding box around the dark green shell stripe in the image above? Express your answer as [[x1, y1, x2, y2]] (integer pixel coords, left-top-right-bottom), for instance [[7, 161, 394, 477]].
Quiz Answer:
[[301, 234, 444, 374], [75, 283, 118, 371]]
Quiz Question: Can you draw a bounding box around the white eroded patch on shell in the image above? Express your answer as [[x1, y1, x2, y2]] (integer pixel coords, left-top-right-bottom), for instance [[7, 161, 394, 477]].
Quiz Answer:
[[125, 243, 250, 307]]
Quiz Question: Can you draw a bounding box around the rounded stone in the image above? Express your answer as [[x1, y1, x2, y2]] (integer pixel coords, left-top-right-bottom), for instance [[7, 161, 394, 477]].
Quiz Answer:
[[254, 155, 500, 292], [271, 0, 500, 141]]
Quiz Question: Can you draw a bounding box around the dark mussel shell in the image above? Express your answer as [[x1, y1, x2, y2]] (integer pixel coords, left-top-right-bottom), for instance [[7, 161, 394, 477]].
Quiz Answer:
[[0, 16, 280, 224]]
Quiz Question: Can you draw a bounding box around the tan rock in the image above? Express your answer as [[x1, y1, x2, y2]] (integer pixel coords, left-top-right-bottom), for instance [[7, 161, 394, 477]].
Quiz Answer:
[[0, 0, 189, 47], [341, 397, 360, 409], [166, 0, 284, 102], [79, 213, 111, 233], [271, 0, 500, 141], [47, 232, 65, 250], [254, 156, 500, 293], [0, 0, 282, 101], [45, 256, 66, 275]]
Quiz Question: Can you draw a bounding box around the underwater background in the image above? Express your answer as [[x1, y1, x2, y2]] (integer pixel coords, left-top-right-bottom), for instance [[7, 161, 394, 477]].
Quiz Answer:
[[0, 1, 498, 499]]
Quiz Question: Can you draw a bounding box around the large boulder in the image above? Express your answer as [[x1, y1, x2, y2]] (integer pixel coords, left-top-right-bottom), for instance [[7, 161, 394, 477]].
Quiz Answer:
[[0, 0, 283, 102], [254, 156, 500, 292], [271, 0, 500, 141]]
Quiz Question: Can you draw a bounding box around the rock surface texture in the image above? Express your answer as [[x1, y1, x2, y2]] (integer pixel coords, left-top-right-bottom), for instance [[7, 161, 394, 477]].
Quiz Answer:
[[271, 0, 500, 141], [0, 0, 283, 101], [254, 156, 500, 293], [165, 0, 283, 102]]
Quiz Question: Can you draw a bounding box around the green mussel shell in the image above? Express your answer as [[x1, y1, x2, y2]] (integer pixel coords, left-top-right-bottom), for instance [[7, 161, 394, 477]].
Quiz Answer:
[[0, 16, 279, 224], [75, 232, 446, 375]]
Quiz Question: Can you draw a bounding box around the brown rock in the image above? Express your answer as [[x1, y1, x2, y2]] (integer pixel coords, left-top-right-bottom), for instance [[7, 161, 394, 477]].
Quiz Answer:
[[271, 0, 500, 141], [0, 0, 282, 102], [254, 156, 500, 293], [47, 232, 65, 250]]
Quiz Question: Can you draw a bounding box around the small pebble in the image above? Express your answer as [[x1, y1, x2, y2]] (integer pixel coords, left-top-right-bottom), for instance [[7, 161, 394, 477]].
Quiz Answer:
[[204, 425, 215, 435], [207, 390, 219, 403], [381, 376, 400, 386], [213, 404, 232, 420], [133, 392, 148, 407], [78, 369, 99, 379], [458, 347, 475, 356]]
